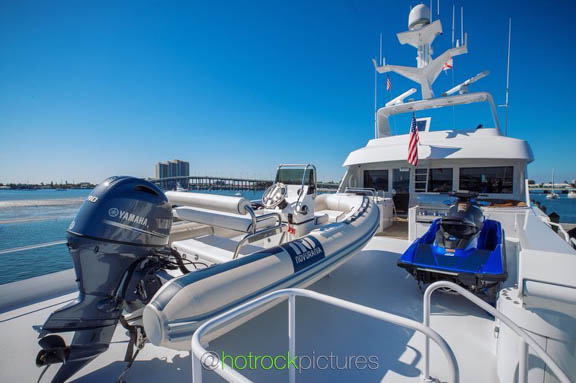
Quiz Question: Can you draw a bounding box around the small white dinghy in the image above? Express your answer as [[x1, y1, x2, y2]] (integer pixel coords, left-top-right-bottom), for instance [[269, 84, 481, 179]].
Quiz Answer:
[[36, 165, 379, 383], [144, 164, 380, 349], [34, 164, 379, 381]]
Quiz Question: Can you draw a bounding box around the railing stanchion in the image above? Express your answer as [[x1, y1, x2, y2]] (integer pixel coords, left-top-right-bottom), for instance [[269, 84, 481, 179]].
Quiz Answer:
[[288, 294, 296, 383], [192, 288, 458, 383], [424, 281, 570, 383], [192, 350, 203, 383], [423, 287, 431, 381], [518, 340, 528, 383]]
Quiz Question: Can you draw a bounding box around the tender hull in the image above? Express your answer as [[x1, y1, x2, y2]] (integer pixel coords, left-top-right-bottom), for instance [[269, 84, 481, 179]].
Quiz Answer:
[[143, 193, 380, 350]]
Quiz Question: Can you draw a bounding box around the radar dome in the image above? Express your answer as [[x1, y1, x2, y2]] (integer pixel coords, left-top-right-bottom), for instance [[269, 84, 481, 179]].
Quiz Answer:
[[408, 4, 430, 30]]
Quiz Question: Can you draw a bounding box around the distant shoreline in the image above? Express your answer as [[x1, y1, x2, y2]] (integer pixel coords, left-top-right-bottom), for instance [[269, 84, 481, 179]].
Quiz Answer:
[[0, 199, 84, 209]]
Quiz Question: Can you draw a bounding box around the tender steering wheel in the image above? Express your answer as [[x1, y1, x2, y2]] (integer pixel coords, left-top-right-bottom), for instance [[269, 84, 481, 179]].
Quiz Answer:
[[262, 183, 288, 209]]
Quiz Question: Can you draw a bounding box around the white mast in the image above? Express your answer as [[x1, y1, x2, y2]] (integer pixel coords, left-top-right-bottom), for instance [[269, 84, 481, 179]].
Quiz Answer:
[[372, 4, 467, 99]]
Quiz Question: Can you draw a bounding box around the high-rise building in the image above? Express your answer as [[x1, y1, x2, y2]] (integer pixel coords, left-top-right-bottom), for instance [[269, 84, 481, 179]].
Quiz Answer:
[[155, 159, 189, 190]]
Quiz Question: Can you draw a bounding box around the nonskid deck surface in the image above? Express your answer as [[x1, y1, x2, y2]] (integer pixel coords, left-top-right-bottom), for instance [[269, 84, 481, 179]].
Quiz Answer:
[[0, 237, 501, 382]]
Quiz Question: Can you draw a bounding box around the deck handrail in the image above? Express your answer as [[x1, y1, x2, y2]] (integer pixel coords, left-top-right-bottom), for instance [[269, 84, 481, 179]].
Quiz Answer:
[[537, 215, 576, 249], [191, 288, 459, 383], [423, 281, 571, 383]]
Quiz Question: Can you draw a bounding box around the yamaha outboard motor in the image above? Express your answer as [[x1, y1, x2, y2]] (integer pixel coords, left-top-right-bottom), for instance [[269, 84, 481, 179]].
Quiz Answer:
[[36, 177, 173, 382], [435, 191, 485, 250]]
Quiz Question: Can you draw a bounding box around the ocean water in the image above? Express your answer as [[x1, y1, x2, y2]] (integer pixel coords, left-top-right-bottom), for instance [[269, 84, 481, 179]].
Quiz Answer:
[[0, 189, 263, 284], [0, 189, 575, 285], [530, 192, 576, 223]]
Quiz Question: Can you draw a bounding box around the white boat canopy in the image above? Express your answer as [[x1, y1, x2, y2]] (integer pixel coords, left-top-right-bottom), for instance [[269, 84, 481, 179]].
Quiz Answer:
[[343, 128, 534, 166]]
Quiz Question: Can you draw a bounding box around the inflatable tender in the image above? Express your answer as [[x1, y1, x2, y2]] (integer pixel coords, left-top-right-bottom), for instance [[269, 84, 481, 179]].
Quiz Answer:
[[144, 172, 380, 349], [36, 165, 379, 381]]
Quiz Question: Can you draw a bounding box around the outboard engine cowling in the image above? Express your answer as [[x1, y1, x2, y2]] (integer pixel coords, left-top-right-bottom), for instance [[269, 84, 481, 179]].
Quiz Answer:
[[36, 176, 172, 383]]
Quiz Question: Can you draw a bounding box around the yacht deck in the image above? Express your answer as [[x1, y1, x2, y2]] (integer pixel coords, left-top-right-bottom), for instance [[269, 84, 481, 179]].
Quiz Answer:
[[0, 236, 507, 382]]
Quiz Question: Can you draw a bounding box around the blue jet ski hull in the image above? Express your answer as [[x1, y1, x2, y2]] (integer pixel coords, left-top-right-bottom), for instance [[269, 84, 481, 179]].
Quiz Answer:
[[398, 219, 507, 290]]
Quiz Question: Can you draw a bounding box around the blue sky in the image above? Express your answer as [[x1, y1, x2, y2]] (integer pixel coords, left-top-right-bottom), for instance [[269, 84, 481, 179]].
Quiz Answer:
[[0, 0, 575, 184]]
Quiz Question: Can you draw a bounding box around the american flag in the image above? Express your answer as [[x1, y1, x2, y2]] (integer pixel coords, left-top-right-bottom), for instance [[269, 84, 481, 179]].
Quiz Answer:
[[386, 74, 391, 91], [408, 113, 419, 167]]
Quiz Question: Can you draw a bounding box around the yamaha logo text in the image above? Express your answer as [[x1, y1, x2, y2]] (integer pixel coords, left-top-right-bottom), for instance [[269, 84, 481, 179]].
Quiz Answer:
[[108, 207, 149, 227]]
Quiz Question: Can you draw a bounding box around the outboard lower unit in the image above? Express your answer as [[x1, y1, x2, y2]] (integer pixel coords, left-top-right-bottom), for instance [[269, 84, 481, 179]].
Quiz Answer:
[[36, 177, 174, 382]]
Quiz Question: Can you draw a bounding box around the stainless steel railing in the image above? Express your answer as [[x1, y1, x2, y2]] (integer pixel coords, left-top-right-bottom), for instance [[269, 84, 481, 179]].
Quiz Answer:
[[191, 288, 459, 383], [423, 281, 571, 383]]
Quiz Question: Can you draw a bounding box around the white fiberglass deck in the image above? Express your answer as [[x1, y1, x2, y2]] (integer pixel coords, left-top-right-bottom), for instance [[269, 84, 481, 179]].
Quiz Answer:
[[0, 236, 505, 382]]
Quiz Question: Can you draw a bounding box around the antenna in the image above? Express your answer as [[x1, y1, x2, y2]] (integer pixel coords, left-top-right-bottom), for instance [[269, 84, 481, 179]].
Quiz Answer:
[[504, 17, 512, 136], [386, 88, 417, 106], [379, 32, 383, 65], [374, 33, 383, 138], [460, 6, 464, 43], [451, 4, 455, 47], [443, 71, 490, 96]]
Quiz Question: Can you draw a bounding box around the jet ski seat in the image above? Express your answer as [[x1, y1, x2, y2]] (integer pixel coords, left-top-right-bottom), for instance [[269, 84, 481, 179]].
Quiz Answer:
[[477, 220, 500, 251]]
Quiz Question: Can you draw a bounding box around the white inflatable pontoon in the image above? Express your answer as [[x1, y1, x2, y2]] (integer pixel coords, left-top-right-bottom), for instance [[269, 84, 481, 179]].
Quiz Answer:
[[143, 164, 380, 349]]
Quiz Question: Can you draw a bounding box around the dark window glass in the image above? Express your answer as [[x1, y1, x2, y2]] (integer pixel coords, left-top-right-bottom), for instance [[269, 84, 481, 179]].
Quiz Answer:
[[416, 119, 428, 131], [364, 170, 388, 191], [393, 168, 411, 193], [275, 168, 314, 186], [459, 167, 513, 194], [428, 168, 453, 192]]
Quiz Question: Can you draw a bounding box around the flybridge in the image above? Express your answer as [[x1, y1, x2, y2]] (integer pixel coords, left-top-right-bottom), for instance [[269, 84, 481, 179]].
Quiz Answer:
[[376, 92, 501, 138]]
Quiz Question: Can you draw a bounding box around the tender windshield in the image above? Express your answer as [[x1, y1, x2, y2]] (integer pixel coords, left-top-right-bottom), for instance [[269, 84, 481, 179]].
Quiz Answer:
[[387, 101, 496, 134], [275, 168, 314, 185]]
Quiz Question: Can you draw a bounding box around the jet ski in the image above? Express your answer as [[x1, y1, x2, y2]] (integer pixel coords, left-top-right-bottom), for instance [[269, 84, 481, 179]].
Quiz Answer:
[[397, 191, 507, 302]]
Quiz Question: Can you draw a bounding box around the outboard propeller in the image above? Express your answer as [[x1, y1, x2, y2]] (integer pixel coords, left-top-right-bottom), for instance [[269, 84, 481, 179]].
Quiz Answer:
[[36, 177, 173, 382]]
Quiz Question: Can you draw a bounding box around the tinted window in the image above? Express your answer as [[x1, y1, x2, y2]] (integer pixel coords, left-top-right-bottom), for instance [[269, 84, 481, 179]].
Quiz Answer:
[[459, 167, 513, 194], [393, 168, 410, 193], [428, 168, 453, 192], [276, 168, 314, 186], [364, 170, 388, 191]]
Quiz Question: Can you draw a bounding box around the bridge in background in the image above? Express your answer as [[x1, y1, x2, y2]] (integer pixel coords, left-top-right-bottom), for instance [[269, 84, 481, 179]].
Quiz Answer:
[[148, 176, 339, 192]]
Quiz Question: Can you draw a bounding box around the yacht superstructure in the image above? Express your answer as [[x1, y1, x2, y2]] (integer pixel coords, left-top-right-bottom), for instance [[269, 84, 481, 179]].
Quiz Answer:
[[0, 4, 575, 383]]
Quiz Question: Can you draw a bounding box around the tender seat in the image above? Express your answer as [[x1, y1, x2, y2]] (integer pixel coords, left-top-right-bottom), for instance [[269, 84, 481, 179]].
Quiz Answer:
[[314, 193, 362, 223], [173, 207, 277, 233], [314, 213, 329, 225], [314, 210, 344, 223], [172, 235, 264, 264]]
